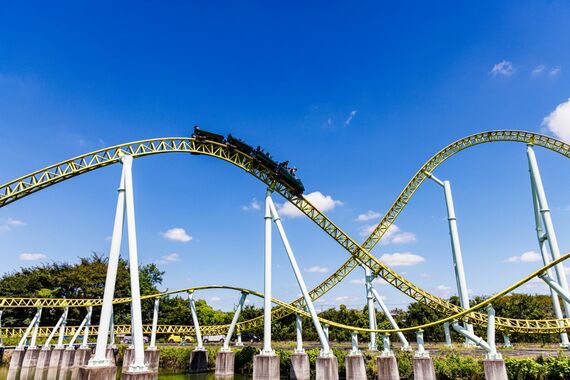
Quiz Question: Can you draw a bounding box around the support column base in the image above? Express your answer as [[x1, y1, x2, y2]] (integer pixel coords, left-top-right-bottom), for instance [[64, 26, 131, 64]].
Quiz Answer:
[[8, 347, 26, 370], [189, 349, 208, 373], [20, 347, 41, 379], [145, 348, 160, 372], [377, 355, 399, 380], [345, 354, 366, 380], [215, 350, 235, 376], [253, 354, 280, 380], [413, 356, 436, 380], [316, 355, 339, 380], [58, 348, 76, 379], [121, 369, 157, 380], [290, 352, 309, 380], [483, 359, 508, 380], [34, 348, 53, 380], [79, 365, 118, 380], [122, 347, 134, 371], [107, 347, 118, 365]]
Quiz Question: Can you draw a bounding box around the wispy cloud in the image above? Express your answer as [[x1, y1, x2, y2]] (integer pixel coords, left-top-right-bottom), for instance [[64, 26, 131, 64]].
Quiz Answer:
[[349, 278, 387, 285], [242, 198, 261, 211], [542, 98, 570, 143], [0, 218, 27, 233], [379, 252, 425, 266], [277, 191, 343, 218], [532, 65, 561, 77], [359, 223, 416, 245], [210, 296, 221, 302], [503, 250, 541, 263], [355, 210, 380, 222], [344, 110, 357, 126], [160, 228, 193, 242], [19, 253, 47, 261], [157, 253, 181, 264], [305, 266, 329, 273], [550, 66, 562, 76], [490, 60, 515, 76]]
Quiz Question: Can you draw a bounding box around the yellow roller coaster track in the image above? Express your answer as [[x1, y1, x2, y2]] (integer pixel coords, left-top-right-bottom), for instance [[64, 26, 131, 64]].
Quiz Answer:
[[0, 130, 569, 334], [3, 252, 570, 338]]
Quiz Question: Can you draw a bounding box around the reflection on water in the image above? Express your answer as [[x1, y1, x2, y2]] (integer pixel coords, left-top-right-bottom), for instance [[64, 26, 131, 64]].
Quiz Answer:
[[0, 367, 252, 380]]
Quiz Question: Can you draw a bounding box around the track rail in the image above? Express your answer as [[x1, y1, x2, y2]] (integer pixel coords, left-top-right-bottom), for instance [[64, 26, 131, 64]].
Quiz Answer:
[[1, 131, 569, 334]]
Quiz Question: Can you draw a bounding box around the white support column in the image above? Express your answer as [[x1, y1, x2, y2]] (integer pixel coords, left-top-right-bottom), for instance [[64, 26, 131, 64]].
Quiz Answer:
[[370, 285, 410, 349], [323, 324, 329, 342], [443, 321, 452, 347], [236, 333, 243, 347], [267, 195, 332, 356], [30, 307, 42, 349], [188, 291, 204, 350], [68, 312, 90, 348], [81, 306, 92, 348], [0, 310, 3, 347], [150, 298, 160, 349], [222, 292, 247, 351], [18, 308, 41, 349], [451, 321, 492, 352], [122, 155, 147, 371], [350, 332, 360, 355], [486, 305, 501, 359], [503, 334, 512, 348], [364, 268, 378, 351], [89, 161, 127, 366], [109, 310, 115, 347], [414, 330, 428, 358], [527, 145, 570, 315], [262, 190, 273, 355], [295, 314, 304, 353], [56, 307, 68, 348], [382, 334, 393, 356], [44, 308, 68, 349], [428, 173, 474, 342], [540, 273, 570, 304]]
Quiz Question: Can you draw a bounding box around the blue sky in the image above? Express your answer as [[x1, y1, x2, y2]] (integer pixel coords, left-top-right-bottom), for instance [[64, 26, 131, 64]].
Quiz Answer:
[[1, 1, 570, 312]]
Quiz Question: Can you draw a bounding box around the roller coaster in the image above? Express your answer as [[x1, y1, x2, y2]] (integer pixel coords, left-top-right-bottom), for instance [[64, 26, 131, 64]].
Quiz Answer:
[[2, 129, 570, 379]]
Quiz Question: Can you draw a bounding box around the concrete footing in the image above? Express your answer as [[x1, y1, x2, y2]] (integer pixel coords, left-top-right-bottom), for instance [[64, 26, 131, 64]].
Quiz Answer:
[[345, 354, 366, 380], [78, 364, 118, 380], [215, 350, 235, 377], [253, 354, 280, 380], [106, 347, 118, 365], [70, 347, 93, 380], [48, 347, 66, 368], [189, 349, 208, 373], [122, 369, 157, 380], [8, 347, 26, 370], [316, 355, 339, 380], [122, 347, 134, 371], [33, 348, 53, 380], [484, 359, 508, 380], [413, 356, 436, 380], [20, 347, 41, 379], [58, 348, 76, 379], [145, 348, 160, 372], [377, 355, 399, 380], [290, 352, 310, 380]]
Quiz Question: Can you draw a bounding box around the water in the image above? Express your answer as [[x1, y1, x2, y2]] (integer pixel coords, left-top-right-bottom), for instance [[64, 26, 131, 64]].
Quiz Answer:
[[0, 367, 252, 380]]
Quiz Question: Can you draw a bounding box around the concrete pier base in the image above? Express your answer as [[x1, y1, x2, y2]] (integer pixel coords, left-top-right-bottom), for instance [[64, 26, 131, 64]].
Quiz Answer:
[[106, 347, 118, 365], [70, 347, 92, 380], [345, 354, 366, 380], [316, 355, 339, 380], [58, 348, 76, 379], [78, 365, 118, 380], [8, 347, 26, 370], [253, 354, 280, 380], [188, 349, 208, 373], [377, 355, 399, 380], [121, 369, 157, 380], [413, 356, 436, 380], [34, 348, 53, 380], [145, 348, 160, 372], [122, 347, 134, 371], [48, 347, 66, 368], [290, 352, 310, 380], [20, 347, 41, 379], [215, 351, 235, 377], [484, 359, 508, 380]]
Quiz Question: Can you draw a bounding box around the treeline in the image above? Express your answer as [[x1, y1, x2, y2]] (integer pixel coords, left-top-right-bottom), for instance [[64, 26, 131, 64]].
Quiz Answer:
[[0, 255, 561, 344]]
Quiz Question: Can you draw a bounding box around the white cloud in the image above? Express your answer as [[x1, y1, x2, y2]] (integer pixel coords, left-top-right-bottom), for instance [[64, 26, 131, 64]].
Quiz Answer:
[[210, 296, 221, 302], [157, 253, 181, 264], [379, 252, 425, 267], [490, 60, 515, 76], [503, 250, 541, 263], [19, 253, 47, 261], [359, 223, 416, 245], [278, 191, 343, 218], [0, 217, 27, 233], [344, 110, 357, 126], [542, 98, 570, 142], [349, 278, 387, 285], [355, 210, 381, 222], [161, 228, 192, 242], [532, 65, 547, 75], [242, 198, 261, 211], [305, 266, 329, 273], [550, 67, 562, 76], [436, 285, 452, 292]]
